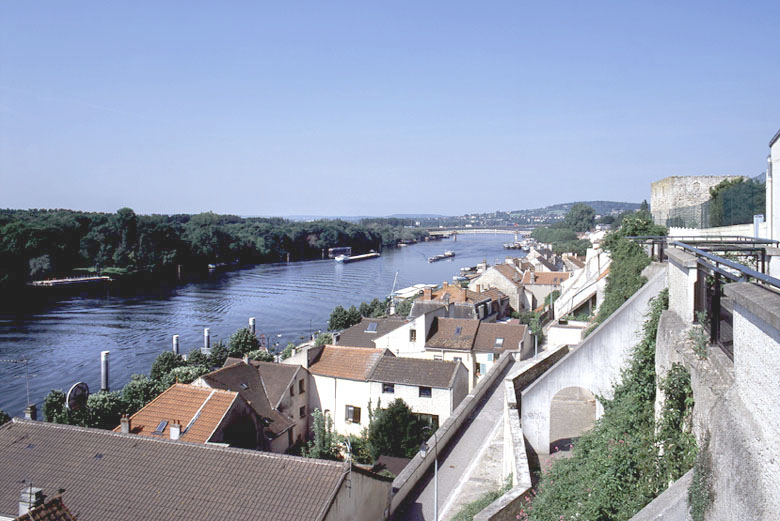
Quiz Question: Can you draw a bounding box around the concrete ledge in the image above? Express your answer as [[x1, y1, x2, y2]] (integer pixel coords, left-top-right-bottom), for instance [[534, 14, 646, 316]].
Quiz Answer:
[[666, 247, 698, 269], [628, 469, 693, 521], [724, 282, 780, 333], [390, 351, 513, 513]]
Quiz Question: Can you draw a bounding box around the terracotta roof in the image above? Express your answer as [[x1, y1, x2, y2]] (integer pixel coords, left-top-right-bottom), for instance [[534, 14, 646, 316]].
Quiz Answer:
[[199, 363, 294, 437], [335, 317, 408, 348], [473, 322, 528, 353], [309, 346, 392, 381], [15, 496, 76, 521], [425, 318, 479, 350], [112, 383, 238, 444], [369, 357, 460, 388], [521, 271, 571, 285], [224, 358, 301, 409], [0, 420, 356, 521], [479, 287, 508, 303]]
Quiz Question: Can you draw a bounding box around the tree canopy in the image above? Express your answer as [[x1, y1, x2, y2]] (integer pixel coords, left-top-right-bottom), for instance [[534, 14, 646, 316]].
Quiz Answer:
[[564, 203, 596, 232]]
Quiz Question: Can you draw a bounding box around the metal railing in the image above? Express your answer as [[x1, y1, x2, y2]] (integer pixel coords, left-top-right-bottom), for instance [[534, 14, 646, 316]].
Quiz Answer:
[[628, 236, 780, 360]]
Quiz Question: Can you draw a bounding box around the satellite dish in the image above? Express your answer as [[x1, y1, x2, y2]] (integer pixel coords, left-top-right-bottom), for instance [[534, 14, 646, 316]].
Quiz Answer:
[[66, 382, 89, 411]]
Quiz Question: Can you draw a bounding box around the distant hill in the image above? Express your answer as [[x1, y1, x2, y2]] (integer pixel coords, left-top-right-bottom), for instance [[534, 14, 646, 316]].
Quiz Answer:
[[510, 200, 641, 216]]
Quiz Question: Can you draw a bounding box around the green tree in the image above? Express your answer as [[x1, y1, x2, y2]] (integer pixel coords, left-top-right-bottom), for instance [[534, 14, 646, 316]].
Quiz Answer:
[[564, 203, 596, 232], [86, 391, 125, 430], [185, 349, 209, 367], [314, 333, 333, 347], [120, 375, 161, 415], [394, 298, 414, 317], [228, 327, 260, 357], [328, 305, 350, 330], [0, 409, 10, 426], [303, 409, 341, 461], [281, 342, 295, 360], [158, 365, 210, 388], [208, 340, 229, 367], [367, 398, 427, 460], [42, 389, 69, 424], [150, 352, 187, 381], [246, 349, 274, 362], [346, 305, 362, 327]]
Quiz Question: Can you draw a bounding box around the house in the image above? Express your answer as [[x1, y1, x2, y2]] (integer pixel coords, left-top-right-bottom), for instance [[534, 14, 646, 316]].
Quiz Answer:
[[368, 356, 468, 429], [193, 362, 297, 452], [307, 346, 393, 436], [112, 383, 263, 450], [467, 264, 526, 312], [333, 317, 409, 348], [307, 346, 468, 437], [424, 317, 531, 389], [520, 270, 571, 311], [0, 419, 392, 521], [409, 282, 510, 321]]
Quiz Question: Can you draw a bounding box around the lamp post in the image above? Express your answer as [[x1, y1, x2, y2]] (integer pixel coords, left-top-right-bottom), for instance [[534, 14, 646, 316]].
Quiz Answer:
[[419, 425, 438, 521]]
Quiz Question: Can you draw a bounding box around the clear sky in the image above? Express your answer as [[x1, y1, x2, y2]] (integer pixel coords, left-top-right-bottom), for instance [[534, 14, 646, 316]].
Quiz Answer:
[[1, 1, 778, 217]]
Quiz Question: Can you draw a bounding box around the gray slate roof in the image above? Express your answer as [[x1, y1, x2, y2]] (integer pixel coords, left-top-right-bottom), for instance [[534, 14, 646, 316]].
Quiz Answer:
[[368, 356, 460, 389], [0, 420, 349, 521], [335, 317, 407, 348]]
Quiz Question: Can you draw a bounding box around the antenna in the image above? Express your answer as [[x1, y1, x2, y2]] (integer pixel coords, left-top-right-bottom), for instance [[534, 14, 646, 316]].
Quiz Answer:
[[1, 358, 33, 406]]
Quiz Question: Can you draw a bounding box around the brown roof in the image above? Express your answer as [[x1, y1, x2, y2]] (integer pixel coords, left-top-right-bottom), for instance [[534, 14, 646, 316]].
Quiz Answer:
[[492, 264, 524, 288], [0, 420, 356, 521], [15, 496, 76, 521], [521, 271, 571, 285], [566, 255, 585, 269], [225, 358, 302, 409], [199, 363, 294, 437], [425, 318, 479, 350], [335, 317, 408, 348], [473, 322, 528, 353], [309, 346, 392, 381], [112, 384, 238, 444], [479, 287, 508, 303], [369, 357, 460, 388]]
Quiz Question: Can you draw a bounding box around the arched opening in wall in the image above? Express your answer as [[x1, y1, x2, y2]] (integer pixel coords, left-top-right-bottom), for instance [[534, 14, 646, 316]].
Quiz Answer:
[[549, 386, 596, 455]]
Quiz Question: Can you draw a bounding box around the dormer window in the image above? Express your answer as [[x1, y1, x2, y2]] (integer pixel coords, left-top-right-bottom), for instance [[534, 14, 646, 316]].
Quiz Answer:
[[365, 322, 378, 333]]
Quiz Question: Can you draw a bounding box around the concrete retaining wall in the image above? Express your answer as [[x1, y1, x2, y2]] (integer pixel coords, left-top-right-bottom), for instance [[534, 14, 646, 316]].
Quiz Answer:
[[669, 221, 768, 239], [521, 265, 668, 455], [390, 351, 513, 513]]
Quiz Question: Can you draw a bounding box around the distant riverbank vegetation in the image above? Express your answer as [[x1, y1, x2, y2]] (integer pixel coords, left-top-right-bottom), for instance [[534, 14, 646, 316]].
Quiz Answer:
[[0, 208, 428, 290]]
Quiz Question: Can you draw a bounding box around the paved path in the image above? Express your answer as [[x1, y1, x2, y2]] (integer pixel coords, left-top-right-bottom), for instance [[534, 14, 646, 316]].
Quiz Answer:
[[394, 361, 514, 521]]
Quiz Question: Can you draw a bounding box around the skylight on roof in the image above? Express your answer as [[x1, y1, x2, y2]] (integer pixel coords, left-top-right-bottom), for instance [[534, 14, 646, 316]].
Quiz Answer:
[[152, 420, 168, 435], [366, 322, 378, 333], [495, 338, 504, 348], [455, 327, 462, 336]]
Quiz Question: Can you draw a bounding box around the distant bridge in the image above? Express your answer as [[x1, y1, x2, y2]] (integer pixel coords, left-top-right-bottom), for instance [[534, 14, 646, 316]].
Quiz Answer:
[[428, 227, 533, 236]]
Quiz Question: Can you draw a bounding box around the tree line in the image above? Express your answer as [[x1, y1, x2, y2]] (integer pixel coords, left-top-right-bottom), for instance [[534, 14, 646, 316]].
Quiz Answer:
[[0, 208, 428, 289]]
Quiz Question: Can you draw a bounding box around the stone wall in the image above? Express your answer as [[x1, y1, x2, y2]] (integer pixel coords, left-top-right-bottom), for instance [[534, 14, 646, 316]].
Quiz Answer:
[[650, 175, 742, 226]]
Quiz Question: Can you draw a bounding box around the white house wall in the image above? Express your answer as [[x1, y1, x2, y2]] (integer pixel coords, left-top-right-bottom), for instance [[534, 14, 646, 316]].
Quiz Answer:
[[369, 381, 453, 424], [310, 374, 372, 437]]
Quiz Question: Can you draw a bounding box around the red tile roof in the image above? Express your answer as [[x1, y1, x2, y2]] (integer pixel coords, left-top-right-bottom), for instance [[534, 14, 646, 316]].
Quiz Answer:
[[113, 384, 238, 444], [425, 318, 480, 350], [15, 496, 76, 521], [309, 346, 392, 381], [521, 271, 571, 285]]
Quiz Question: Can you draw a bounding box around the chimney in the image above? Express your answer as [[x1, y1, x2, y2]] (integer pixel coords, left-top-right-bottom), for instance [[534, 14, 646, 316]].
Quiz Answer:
[[476, 284, 481, 293], [100, 351, 110, 392], [249, 317, 256, 335], [172, 335, 180, 355], [24, 404, 37, 421], [442, 281, 448, 288], [170, 421, 182, 440], [202, 328, 211, 354], [18, 487, 44, 517], [120, 414, 130, 434], [423, 288, 432, 300]]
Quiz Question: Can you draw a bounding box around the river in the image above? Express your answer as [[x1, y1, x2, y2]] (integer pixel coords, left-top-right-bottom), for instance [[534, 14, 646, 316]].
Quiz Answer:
[[0, 234, 522, 416]]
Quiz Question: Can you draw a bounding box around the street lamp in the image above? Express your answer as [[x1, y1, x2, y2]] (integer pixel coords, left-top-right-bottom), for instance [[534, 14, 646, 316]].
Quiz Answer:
[[419, 425, 438, 521]]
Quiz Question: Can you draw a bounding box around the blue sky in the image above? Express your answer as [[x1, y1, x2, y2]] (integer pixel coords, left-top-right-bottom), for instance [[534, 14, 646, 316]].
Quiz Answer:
[[1, 1, 778, 217]]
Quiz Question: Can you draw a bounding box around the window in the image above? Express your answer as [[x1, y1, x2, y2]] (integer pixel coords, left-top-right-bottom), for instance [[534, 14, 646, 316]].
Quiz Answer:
[[410, 329, 417, 342], [298, 378, 305, 393], [414, 413, 440, 430], [345, 405, 361, 424], [419, 386, 432, 398], [299, 405, 306, 419], [289, 385, 295, 397], [365, 322, 378, 333], [494, 338, 504, 348], [454, 327, 462, 336], [487, 353, 494, 362], [479, 363, 487, 375], [288, 427, 294, 446], [382, 383, 395, 394]]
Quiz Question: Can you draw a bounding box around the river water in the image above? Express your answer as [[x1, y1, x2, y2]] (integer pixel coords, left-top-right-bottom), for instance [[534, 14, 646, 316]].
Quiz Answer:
[[0, 234, 521, 416]]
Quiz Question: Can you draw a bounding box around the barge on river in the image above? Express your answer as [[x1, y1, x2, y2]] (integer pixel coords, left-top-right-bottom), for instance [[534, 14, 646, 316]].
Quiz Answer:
[[428, 250, 456, 263], [334, 251, 381, 263]]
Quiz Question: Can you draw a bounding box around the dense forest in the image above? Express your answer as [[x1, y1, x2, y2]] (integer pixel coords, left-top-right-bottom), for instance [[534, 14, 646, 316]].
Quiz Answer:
[[0, 208, 428, 290]]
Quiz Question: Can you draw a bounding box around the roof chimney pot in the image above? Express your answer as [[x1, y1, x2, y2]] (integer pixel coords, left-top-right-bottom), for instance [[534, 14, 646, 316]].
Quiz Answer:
[[18, 487, 44, 516], [170, 421, 182, 441], [120, 414, 130, 434]]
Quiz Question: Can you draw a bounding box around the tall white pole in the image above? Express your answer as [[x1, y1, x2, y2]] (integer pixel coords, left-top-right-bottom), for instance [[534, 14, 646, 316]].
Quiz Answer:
[[434, 431, 439, 521]]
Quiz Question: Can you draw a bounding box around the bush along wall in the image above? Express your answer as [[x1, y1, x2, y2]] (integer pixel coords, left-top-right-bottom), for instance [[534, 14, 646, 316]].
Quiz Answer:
[[519, 289, 698, 521]]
